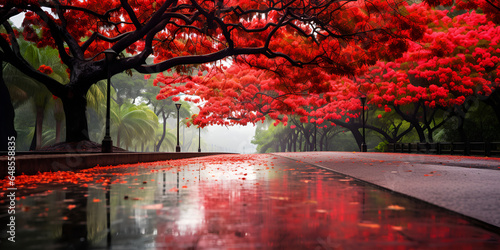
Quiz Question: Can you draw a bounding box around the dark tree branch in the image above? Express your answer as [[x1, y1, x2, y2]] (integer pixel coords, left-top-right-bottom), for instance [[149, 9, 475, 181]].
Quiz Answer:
[[0, 8, 21, 25], [121, 0, 142, 28], [41, 2, 122, 20], [27, 5, 75, 64], [485, 0, 500, 11]]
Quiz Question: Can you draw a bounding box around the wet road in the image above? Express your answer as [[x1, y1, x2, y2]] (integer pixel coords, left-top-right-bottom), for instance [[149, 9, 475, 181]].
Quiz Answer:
[[1, 154, 499, 249]]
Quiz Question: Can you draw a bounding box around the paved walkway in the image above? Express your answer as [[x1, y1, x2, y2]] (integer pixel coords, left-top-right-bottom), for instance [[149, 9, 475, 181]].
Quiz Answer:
[[275, 152, 500, 229], [2, 152, 500, 249]]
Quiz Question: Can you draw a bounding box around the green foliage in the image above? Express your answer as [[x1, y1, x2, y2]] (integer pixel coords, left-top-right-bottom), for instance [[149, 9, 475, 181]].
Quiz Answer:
[[111, 72, 148, 105], [437, 101, 500, 142], [110, 101, 159, 150], [4, 39, 69, 149], [375, 141, 389, 152], [370, 109, 417, 143], [327, 131, 359, 151], [252, 120, 285, 153], [252, 117, 361, 153]]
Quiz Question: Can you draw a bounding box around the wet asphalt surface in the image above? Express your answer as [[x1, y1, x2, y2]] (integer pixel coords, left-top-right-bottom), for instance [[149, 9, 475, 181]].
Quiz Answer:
[[1, 153, 499, 249]]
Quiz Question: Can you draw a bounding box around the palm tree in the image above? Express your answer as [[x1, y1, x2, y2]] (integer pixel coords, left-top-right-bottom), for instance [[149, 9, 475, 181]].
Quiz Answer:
[[110, 102, 159, 150], [4, 40, 68, 149], [86, 80, 113, 143], [153, 126, 176, 152]]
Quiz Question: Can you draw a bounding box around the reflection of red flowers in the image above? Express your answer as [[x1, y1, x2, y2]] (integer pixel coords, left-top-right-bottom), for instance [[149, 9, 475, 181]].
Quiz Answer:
[[38, 65, 53, 75]]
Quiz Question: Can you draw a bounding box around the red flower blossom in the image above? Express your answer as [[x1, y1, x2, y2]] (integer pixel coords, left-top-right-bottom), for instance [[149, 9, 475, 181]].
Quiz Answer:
[[38, 65, 53, 75]]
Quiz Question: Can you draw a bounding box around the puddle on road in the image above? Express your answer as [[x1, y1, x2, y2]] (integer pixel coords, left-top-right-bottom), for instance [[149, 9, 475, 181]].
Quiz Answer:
[[1, 154, 499, 249]]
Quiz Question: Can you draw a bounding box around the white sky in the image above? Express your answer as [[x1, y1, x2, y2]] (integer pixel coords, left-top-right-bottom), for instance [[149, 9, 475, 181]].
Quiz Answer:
[[10, 12, 24, 27], [202, 125, 257, 154]]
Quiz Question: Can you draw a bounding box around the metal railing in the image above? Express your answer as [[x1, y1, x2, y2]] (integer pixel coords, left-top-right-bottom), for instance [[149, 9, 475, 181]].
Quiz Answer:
[[387, 142, 500, 156]]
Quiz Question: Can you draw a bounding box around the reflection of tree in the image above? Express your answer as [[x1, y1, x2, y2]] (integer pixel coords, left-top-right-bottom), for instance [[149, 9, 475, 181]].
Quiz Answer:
[[60, 185, 91, 249], [11, 190, 65, 247], [153, 158, 500, 248], [86, 186, 107, 247], [107, 172, 174, 247]]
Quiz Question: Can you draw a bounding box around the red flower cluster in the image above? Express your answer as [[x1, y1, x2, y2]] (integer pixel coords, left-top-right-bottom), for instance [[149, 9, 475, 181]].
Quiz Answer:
[[38, 65, 53, 75]]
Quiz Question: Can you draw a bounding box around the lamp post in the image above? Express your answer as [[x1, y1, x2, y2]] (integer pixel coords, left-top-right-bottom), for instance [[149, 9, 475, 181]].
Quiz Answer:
[[175, 103, 182, 152], [102, 49, 117, 153], [360, 95, 367, 152], [198, 127, 201, 152]]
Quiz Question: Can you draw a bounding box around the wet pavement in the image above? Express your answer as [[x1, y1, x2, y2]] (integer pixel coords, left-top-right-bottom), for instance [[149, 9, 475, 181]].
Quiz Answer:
[[1, 154, 500, 249], [276, 152, 500, 229]]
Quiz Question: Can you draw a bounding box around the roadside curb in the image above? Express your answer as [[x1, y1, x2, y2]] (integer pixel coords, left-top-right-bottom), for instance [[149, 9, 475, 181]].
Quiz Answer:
[[0, 152, 234, 178]]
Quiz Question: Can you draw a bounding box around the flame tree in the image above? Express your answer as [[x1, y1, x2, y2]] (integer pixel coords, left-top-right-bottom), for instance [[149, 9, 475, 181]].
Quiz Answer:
[[1, 0, 430, 145]]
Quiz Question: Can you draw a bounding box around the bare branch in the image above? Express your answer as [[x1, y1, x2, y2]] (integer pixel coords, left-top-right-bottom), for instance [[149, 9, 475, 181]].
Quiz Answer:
[[121, 0, 142, 28]]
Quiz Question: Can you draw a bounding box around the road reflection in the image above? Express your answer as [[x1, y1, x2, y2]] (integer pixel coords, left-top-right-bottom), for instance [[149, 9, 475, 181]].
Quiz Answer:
[[1, 154, 499, 249]]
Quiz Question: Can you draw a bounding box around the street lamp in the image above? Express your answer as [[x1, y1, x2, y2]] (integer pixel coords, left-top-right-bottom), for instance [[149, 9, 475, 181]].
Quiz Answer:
[[360, 95, 367, 152], [102, 49, 117, 153], [198, 127, 201, 152], [175, 103, 182, 152]]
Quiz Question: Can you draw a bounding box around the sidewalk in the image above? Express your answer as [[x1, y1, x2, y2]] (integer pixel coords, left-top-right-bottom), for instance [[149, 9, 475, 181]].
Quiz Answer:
[[274, 152, 500, 229]]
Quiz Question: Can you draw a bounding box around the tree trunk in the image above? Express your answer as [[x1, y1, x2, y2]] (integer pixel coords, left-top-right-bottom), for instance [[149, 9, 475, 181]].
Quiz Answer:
[[352, 129, 363, 151], [287, 134, 292, 152], [297, 132, 303, 152], [155, 111, 167, 152], [319, 130, 326, 151], [313, 126, 317, 151], [116, 129, 121, 148], [394, 104, 426, 142], [54, 98, 64, 143], [29, 126, 36, 151], [293, 130, 297, 152], [413, 124, 426, 142], [302, 134, 307, 151], [35, 106, 44, 149], [0, 62, 17, 151], [324, 132, 329, 151], [427, 128, 434, 143], [55, 120, 62, 143], [61, 91, 90, 142]]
